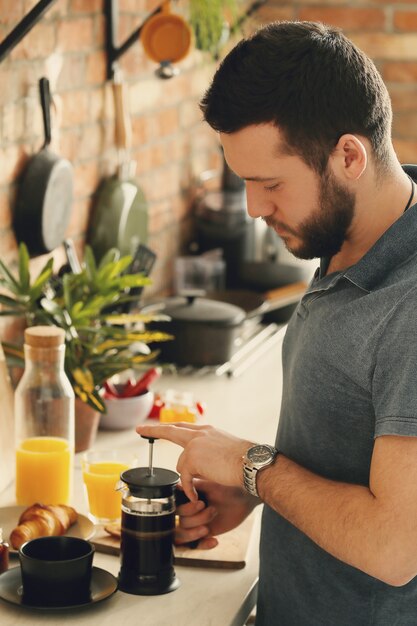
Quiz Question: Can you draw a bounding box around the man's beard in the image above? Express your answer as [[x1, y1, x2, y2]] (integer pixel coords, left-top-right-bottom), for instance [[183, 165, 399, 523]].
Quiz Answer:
[[264, 170, 356, 260]]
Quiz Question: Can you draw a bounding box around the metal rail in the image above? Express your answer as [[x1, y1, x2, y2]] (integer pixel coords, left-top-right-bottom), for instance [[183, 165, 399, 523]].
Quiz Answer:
[[104, 0, 166, 80], [0, 0, 58, 63], [104, 0, 268, 80]]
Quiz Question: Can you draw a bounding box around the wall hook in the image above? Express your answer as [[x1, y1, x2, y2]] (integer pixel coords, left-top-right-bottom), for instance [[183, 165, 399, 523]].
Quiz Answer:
[[105, 0, 171, 80]]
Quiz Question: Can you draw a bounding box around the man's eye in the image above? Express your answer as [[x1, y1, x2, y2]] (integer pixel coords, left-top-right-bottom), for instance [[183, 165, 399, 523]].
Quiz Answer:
[[264, 184, 279, 192]]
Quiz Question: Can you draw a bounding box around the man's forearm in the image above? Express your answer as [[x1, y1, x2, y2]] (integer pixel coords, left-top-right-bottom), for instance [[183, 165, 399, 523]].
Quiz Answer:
[[257, 454, 415, 586]]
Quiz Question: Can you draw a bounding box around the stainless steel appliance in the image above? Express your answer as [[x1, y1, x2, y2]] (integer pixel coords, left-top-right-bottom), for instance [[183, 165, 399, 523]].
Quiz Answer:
[[194, 153, 301, 290]]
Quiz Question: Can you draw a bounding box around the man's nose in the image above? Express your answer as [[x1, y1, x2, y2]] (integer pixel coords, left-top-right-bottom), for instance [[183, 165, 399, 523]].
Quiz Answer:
[[245, 182, 275, 219]]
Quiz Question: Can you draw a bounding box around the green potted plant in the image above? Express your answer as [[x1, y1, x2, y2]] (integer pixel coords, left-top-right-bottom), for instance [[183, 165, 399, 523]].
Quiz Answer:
[[0, 243, 171, 450], [189, 0, 238, 57]]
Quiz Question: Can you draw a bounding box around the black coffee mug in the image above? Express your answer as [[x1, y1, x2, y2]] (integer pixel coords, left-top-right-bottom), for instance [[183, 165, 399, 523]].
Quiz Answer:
[[19, 536, 95, 607]]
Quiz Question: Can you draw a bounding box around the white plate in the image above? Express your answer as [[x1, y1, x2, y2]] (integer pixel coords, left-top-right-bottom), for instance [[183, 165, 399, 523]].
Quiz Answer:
[[0, 505, 95, 553]]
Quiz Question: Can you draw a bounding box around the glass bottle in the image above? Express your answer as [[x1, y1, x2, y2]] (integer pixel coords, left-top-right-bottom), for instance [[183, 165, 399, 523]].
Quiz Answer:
[[15, 326, 74, 505], [0, 341, 15, 494], [0, 528, 9, 574], [159, 389, 197, 423]]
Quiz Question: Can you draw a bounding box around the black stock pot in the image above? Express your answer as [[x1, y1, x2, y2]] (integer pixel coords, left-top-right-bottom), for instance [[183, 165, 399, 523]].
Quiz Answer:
[[147, 294, 247, 366]]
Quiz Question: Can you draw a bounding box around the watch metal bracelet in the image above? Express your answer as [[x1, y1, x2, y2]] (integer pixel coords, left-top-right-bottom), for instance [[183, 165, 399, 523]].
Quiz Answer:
[[243, 464, 260, 497]]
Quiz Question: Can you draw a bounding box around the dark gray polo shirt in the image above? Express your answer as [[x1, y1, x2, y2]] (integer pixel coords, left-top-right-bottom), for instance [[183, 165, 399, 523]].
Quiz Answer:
[[257, 165, 417, 625]]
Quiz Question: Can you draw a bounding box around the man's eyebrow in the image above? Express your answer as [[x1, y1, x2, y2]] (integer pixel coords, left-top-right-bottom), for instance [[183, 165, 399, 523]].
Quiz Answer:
[[242, 176, 279, 182]]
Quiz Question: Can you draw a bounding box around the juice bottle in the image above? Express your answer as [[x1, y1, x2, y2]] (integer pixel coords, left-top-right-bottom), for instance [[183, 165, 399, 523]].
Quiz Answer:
[[15, 326, 74, 505], [159, 389, 197, 423]]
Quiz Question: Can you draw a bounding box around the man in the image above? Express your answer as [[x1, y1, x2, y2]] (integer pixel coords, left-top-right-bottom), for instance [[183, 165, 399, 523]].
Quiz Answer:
[[137, 21, 417, 625]]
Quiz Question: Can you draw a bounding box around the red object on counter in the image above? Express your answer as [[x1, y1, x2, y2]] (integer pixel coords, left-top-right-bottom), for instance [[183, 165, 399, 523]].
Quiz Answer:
[[120, 367, 162, 398], [104, 380, 119, 397], [103, 367, 162, 399], [148, 395, 165, 419]]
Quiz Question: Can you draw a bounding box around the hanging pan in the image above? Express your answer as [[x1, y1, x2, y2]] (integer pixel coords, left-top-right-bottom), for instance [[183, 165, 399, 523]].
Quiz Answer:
[[14, 77, 74, 256], [141, 0, 193, 78], [88, 75, 148, 262]]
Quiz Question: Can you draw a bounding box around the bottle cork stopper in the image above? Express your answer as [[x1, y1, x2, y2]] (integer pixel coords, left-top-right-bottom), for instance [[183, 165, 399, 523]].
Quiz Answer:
[[24, 326, 65, 348]]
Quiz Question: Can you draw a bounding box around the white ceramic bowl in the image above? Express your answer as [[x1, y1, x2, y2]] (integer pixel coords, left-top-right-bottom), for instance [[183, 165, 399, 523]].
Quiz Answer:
[[99, 390, 154, 431]]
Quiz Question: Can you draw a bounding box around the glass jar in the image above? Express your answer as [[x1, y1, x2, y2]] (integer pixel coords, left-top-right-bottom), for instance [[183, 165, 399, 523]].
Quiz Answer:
[[0, 341, 15, 494], [0, 528, 9, 574], [159, 389, 197, 423], [15, 326, 74, 505]]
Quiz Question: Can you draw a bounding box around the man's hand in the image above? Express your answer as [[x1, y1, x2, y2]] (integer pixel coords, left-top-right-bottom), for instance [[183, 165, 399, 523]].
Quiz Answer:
[[136, 422, 253, 502], [175, 480, 259, 549]]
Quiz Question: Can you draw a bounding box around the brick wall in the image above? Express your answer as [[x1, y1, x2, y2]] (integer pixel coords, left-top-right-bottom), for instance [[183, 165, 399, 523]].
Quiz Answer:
[[0, 0, 416, 342], [255, 0, 417, 161], [0, 0, 223, 342]]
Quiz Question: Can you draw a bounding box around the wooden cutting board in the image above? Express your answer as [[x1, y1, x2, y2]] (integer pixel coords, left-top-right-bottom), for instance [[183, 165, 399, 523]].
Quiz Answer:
[[91, 512, 257, 570]]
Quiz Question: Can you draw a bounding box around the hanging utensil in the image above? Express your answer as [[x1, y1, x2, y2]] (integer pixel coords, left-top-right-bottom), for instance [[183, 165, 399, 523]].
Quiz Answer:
[[88, 74, 148, 262], [14, 77, 73, 256]]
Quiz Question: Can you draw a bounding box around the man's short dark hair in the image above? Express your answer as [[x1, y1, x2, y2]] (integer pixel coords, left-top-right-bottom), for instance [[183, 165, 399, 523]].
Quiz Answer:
[[200, 21, 393, 174]]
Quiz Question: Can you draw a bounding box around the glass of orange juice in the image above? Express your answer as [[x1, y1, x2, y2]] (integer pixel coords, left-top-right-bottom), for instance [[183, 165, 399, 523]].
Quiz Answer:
[[16, 436, 72, 505], [82, 450, 130, 524]]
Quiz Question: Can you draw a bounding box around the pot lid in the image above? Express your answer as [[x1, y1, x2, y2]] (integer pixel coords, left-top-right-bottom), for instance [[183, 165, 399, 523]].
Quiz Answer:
[[121, 467, 179, 498], [163, 295, 246, 327]]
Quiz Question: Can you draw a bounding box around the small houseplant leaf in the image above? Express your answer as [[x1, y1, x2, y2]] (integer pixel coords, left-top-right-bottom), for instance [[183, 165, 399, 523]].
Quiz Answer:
[[18, 243, 30, 292]]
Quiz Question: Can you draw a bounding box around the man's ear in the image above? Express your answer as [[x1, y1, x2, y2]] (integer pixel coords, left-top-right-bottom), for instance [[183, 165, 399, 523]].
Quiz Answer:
[[329, 134, 368, 181]]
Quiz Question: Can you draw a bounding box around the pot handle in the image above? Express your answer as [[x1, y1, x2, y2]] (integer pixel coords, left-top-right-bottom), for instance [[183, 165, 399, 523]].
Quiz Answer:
[[39, 77, 52, 149], [178, 289, 206, 305]]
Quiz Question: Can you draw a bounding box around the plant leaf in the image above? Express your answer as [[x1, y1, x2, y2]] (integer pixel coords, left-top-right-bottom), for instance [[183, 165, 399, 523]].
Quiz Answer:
[[83, 246, 97, 282], [73, 367, 95, 393], [0, 309, 27, 317], [116, 275, 151, 289], [98, 256, 132, 281], [0, 293, 23, 308], [2, 342, 24, 361], [97, 248, 120, 270], [0, 257, 21, 294], [18, 243, 30, 292], [29, 258, 54, 301]]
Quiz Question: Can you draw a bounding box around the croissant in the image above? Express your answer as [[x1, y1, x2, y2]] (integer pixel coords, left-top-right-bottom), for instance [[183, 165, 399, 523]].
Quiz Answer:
[[10, 503, 78, 550]]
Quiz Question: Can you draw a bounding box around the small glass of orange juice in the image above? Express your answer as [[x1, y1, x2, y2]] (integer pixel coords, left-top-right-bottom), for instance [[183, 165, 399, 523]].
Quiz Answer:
[[82, 450, 130, 524]]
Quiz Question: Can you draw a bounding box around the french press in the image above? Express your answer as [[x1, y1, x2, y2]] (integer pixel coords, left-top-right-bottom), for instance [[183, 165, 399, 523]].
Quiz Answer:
[[118, 438, 181, 595]]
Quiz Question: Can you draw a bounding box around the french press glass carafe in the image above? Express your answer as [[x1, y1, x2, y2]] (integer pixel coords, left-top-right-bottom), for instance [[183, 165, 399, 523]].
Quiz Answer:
[[118, 438, 181, 595]]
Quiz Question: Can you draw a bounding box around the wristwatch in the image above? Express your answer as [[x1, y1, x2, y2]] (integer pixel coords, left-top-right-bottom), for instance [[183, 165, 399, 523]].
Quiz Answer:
[[243, 444, 278, 498]]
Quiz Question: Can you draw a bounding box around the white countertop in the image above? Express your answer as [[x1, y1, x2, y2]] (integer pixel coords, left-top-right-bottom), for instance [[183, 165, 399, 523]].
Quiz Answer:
[[0, 328, 285, 625]]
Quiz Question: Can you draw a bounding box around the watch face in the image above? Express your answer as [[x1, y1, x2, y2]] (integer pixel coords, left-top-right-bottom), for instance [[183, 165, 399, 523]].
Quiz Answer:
[[248, 445, 275, 463]]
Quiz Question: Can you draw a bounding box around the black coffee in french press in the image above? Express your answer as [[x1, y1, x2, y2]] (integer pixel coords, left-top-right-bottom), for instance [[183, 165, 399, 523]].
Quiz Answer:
[[118, 438, 181, 595]]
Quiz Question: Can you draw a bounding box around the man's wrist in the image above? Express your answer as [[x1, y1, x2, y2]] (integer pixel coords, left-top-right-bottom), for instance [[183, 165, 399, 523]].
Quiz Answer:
[[242, 444, 279, 498]]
